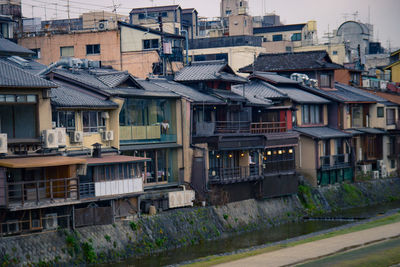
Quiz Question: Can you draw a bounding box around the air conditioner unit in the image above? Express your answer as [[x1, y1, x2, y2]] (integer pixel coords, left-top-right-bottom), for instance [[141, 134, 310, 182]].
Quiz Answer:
[[102, 130, 114, 141], [381, 165, 388, 178], [373, 170, 380, 179], [72, 131, 83, 143], [377, 160, 384, 169], [0, 133, 7, 154], [98, 21, 108, 31], [55, 127, 67, 147], [44, 213, 58, 229], [42, 129, 58, 149]]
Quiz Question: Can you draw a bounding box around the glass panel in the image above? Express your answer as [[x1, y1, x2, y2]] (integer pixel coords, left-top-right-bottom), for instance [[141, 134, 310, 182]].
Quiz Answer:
[[27, 95, 37, 103], [60, 46, 74, 57], [16, 95, 27, 102], [0, 106, 13, 137], [5, 95, 15, 102], [14, 105, 36, 138], [82, 112, 90, 132]]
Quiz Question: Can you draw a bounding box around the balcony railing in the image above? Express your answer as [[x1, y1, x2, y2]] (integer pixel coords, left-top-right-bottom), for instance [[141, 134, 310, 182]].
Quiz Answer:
[[4, 177, 79, 208], [208, 165, 261, 184], [320, 154, 351, 170], [251, 121, 287, 134], [120, 125, 176, 143], [79, 178, 143, 198], [195, 121, 287, 136]]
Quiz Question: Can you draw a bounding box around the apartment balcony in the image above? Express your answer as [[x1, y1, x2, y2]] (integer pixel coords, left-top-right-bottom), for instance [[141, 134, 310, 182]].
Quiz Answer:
[[2, 177, 80, 210], [263, 159, 295, 175], [320, 154, 351, 171], [79, 177, 143, 199], [195, 121, 287, 136], [208, 165, 261, 184], [120, 125, 176, 144]]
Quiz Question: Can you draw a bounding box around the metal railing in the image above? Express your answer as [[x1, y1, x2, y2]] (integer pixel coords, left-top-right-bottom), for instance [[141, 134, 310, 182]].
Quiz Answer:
[[79, 182, 95, 198], [214, 121, 251, 134], [6, 177, 79, 207], [320, 154, 350, 170], [208, 165, 260, 183], [250, 121, 287, 134]]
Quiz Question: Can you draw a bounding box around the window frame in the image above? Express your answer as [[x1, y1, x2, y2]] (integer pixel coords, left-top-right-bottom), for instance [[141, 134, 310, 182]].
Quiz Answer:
[[142, 39, 159, 50], [377, 107, 384, 118], [302, 104, 323, 125], [82, 111, 106, 133], [53, 111, 76, 132], [272, 34, 283, 42], [386, 108, 395, 125], [86, 44, 100, 55], [320, 74, 332, 88], [60, 46, 74, 57]]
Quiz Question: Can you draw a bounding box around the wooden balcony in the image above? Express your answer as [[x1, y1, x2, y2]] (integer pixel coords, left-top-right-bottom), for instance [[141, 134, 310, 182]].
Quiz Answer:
[[320, 154, 351, 170], [79, 178, 143, 199], [120, 125, 176, 143], [194, 121, 287, 136], [2, 177, 79, 210], [251, 121, 287, 134], [263, 159, 295, 175], [208, 165, 261, 184]]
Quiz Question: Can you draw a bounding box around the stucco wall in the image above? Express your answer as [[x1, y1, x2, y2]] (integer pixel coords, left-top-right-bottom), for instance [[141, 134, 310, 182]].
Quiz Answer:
[[296, 136, 317, 186]]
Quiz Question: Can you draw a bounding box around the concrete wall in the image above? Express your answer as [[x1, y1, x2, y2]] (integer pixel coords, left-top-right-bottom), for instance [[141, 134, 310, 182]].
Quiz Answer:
[[19, 30, 121, 69], [229, 14, 252, 36], [294, 43, 347, 65], [296, 136, 317, 186], [189, 46, 265, 74]]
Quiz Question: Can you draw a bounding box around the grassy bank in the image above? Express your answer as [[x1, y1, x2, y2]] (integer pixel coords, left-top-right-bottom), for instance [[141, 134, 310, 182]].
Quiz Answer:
[[185, 211, 400, 267]]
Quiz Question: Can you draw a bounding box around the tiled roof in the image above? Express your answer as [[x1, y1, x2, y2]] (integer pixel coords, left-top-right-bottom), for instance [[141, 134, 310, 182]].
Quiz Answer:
[[335, 83, 389, 103], [148, 78, 223, 104], [130, 5, 180, 14], [51, 80, 118, 108], [2, 56, 46, 75], [212, 88, 247, 102], [231, 84, 272, 106], [300, 84, 377, 103], [174, 60, 246, 83], [295, 127, 352, 139], [0, 38, 34, 56], [239, 51, 343, 73], [253, 23, 306, 34], [249, 71, 300, 84], [0, 58, 56, 88], [232, 80, 286, 100], [362, 89, 400, 105], [276, 86, 330, 104], [356, 128, 386, 134]]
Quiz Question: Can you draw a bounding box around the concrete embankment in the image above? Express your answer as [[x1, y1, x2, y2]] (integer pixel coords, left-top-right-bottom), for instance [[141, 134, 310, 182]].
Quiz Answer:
[[1, 178, 400, 266]]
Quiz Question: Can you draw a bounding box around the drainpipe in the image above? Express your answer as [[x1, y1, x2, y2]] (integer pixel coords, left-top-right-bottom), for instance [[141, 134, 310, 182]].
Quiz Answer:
[[180, 99, 185, 185], [181, 29, 189, 65]]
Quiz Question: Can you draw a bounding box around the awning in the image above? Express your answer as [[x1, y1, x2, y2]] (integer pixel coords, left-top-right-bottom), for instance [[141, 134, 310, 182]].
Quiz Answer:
[[344, 129, 365, 136], [294, 127, 352, 139], [84, 155, 150, 165], [356, 128, 387, 135], [0, 156, 87, 168], [120, 143, 182, 151]]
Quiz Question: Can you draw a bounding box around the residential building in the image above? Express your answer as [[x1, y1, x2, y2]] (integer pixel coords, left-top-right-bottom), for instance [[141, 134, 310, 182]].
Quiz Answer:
[[293, 43, 349, 65], [188, 35, 265, 74], [253, 21, 317, 53], [0, 15, 14, 39], [18, 21, 185, 78], [220, 0, 249, 18], [182, 8, 198, 40], [384, 49, 400, 83], [175, 61, 299, 203], [0, 0, 21, 38], [130, 5, 183, 35]]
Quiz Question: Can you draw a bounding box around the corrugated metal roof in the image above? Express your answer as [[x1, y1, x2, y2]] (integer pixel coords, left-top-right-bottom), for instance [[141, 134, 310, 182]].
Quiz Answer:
[[295, 127, 352, 139], [51, 80, 118, 108], [0, 38, 34, 56], [0, 58, 56, 88]]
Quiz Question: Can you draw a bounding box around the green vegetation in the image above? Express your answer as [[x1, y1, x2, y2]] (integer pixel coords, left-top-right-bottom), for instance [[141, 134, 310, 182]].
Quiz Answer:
[[298, 185, 319, 213], [104, 235, 111, 243], [81, 241, 97, 264], [129, 221, 138, 231], [223, 214, 229, 220], [184, 212, 400, 267], [342, 183, 363, 206]]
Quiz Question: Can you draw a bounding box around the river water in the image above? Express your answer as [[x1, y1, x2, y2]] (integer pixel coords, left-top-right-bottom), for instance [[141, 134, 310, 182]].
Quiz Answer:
[[108, 200, 400, 267]]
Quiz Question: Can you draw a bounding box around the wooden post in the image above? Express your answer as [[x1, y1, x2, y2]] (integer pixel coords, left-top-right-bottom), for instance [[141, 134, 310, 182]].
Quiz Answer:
[[64, 179, 67, 200], [21, 184, 24, 206], [36, 181, 39, 204], [71, 205, 75, 230], [50, 180, 53, 201], [76, 178, 80, 200]]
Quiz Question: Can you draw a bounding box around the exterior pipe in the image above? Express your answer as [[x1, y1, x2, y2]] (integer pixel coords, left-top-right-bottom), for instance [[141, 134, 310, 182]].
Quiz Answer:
[[36, 57, 74, 77], [181, 29, 189, 65]]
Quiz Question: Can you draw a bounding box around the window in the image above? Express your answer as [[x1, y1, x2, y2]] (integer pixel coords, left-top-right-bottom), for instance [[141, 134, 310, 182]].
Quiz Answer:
[[272, 34, 283, 41], [174, 28, 179, 35], [0, 22, 9, 38], [286, 46, 292, 52], [225, 10, 232, 15], [82, 111, 106, 132], [0, 94, 37, 139], [244, 19, 247, 27], [320, 74, 332, 88], [60, 46, 74, 57], [377, 107, 384, 118], [291, 33, 301, 41], [31, 48, 41, 59], [240, 1, 243, 7], [52, 111, 75, 132], [143, 39, 159, 50], [386, 108, 395, 125], [302, 104, 322, 125], [351, 106, 363, 127], [86, 44, 100, 55], [262, 37, 267, 42], [138, 13, 145, 19], [332, 50, 338, 55]]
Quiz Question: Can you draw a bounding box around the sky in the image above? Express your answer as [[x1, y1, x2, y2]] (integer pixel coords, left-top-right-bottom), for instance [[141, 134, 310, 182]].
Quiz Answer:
[[21, 0, 400, 50]]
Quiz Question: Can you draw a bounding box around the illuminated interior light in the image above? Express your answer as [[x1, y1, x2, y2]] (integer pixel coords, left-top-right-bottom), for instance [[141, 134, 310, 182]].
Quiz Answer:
[[228, 154, 233, 158], [216, 154, 220, 158], [289, 149, 293, 153], [240, 153, 245, 157], [278, 150, 282, 154], [267, 151, 272, 155]]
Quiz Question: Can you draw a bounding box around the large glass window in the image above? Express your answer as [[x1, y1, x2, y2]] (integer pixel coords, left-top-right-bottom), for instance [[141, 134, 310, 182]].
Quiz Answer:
[[302, 104, 322, 125], [52, 111, 75, 132], [0, 95, 37, 139], [351, 106, 363, 128], [320, 74, 332, 87], [82, 111, 106, 132], [86, 44, 100, 55], [291, 33, 301, 41]]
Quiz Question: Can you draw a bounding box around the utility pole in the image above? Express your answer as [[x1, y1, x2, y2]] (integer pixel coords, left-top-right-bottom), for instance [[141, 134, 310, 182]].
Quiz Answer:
[[158, 13, 165, 76]]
